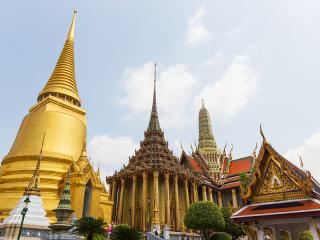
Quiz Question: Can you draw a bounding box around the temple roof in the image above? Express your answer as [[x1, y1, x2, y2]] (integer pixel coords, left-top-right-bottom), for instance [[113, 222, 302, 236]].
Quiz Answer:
[[227, 157, 253, 177], [241, 127, 320, 204], [232, 199, 320, 222], [38, 11, 81, 106], [110, 65, 196, 179]]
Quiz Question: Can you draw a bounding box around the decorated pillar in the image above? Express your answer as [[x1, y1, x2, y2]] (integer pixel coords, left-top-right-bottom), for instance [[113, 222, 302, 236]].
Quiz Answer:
[[218, 191, 223, 207], [309, 221, 320, 240], [152, 171, 160, 230], [142, 172, 148, 231], [208, 188, 213, 202], [202, 185, 207, 201], [111, 180, 116, 202], [131, 175, 137, 227], [164, 172, 171, 227], [231, 188, 238, 209], [174, 175, 181, 231], [184, 179, 190, 210], [117, 178, 125, 223], [192, 182, 198, 202]]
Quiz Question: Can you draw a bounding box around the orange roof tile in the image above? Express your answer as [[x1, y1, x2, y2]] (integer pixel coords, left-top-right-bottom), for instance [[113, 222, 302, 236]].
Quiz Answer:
[[232, 199, 320, 221], [189, 158, 203, 173], [228, 157, 252, 176]]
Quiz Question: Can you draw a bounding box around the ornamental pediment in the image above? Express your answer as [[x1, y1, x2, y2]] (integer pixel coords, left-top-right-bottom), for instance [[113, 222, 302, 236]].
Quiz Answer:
[[253, 157, 305, 202]]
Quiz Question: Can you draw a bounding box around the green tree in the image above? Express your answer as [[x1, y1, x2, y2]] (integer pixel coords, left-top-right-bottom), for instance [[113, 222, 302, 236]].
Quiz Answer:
[[184, 201, 225, 240], [239, 173, 250, 189], [220, 208, 245, 238], [298, 230, 314, 240], [110, 224, 142, 240], [74, 217, 106, 240], [210, 232, 232, 240]]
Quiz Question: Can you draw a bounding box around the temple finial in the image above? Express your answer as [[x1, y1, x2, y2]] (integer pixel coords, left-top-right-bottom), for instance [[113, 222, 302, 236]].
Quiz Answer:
[[24, 133, 46, 196], [38, 11, 80, 106], [229, 144, 233, 160], [252, 142, 258, 158], [97, 160, 100, 175], [147, 62, 161, 131], [67, 11, 77, 41], [202, 98, 205, 108], [260, 124, 267, 142]]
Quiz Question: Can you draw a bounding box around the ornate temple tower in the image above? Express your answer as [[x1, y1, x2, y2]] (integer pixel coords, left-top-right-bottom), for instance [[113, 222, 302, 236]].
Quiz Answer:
[[108, 64, 199, 232], [197, 102, 224, 179], [0, 12, 112, 223]]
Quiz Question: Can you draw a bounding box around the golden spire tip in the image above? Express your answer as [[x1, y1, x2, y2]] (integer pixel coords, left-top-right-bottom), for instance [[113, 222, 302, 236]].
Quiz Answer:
[[67, 11, 77, 41]]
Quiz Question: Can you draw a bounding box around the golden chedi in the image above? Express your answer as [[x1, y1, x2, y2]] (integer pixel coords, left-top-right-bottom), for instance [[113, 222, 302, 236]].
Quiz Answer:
[[0, 12, 112, 223]]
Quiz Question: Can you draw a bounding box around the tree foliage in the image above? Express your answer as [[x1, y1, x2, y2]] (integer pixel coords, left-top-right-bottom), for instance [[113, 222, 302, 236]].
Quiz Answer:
[[110, 224, 142, 240], [239, 173, 250, 189], [210, 232, 232, 240], [184, 201, 225, 240], [298, 231, 314, 240], [220, 208, 245, 238], [74, 217, 106, 240]]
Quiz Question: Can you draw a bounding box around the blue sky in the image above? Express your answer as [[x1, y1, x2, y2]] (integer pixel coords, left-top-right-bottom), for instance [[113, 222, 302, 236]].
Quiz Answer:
[[1, 1, 320, 180]]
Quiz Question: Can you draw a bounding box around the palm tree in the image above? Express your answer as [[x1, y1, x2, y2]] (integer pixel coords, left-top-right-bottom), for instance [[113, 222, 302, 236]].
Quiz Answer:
[[74, 217, 106, 240]]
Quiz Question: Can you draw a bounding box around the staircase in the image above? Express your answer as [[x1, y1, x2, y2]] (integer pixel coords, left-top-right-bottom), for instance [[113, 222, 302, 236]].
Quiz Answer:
[[146, 232, 163, 240]]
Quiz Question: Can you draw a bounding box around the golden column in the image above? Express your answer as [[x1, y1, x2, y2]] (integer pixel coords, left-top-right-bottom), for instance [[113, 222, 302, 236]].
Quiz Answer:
[[111, 180, 116, 202], [131, 175, 137, 227], [118, 178, 125, 223], [218, 191, 223, 207], [208, 188, 213, 202], [184, 179, 190, 210], [152, 171, 160, 226], [231, 189, 238, 209], [164, 172, 171, 226], [142, 172, 148, 231], [202, 185, 207, 201], [192, 182, 198, 202], [174, 175, 181, 231]]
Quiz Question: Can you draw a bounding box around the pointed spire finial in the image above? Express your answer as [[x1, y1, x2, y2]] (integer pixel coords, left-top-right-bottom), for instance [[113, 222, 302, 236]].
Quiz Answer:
[[67, 11, 77, 41], [202, 98, 205, 108], [24, 132, 46, 196], [147, 61, 161, 131], [252, 142, 258, 158], [260, 124, 267, 142], [229, 144, 233, 160], [38, 11, 80, 106], [97, 160, 100, 175]]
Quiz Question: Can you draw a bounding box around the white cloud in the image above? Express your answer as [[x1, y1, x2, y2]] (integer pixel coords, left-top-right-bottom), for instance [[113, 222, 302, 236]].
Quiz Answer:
[[195, 55, 258, 122], [185, 6, 212, 47], [87, 135, 138, 181], [226, 23, 247, 38], [285, 132, 320, 181], [119, 62, 198, 129]]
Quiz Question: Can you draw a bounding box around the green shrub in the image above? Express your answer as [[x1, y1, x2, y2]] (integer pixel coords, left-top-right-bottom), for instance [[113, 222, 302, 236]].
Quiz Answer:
[[298, 231, 314, 240], [184, 201, 225, 240], [210, 232, 232, 240], [110, 224, 142, 240], [74, 217, 106, 240], [220, 208, 245, 237], [93, 234, 106, 240]]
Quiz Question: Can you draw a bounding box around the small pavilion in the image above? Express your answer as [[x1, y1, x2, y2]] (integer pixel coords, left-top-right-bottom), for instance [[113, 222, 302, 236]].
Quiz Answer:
[[232, 128, 320, 240]]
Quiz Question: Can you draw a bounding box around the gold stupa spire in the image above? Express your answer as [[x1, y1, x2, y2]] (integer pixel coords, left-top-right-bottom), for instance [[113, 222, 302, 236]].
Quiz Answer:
[[24, 133, 45, 197], [38, 11, 81, 106], [147, 62, 161, 131]]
